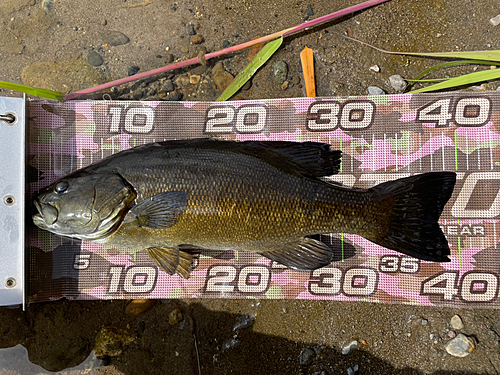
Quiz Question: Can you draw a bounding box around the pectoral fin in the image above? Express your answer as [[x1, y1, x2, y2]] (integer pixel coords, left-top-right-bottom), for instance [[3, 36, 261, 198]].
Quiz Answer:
[[259, 237, 333, 270], [147, 246, 194, 279], [131, 191, 187, 229]]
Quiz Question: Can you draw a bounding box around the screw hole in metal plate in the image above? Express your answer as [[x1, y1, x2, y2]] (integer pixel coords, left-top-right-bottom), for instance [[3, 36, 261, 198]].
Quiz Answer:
[[0, 113, 17, 125], [5, 277, 16, 288], [3, 195, 15, 206]]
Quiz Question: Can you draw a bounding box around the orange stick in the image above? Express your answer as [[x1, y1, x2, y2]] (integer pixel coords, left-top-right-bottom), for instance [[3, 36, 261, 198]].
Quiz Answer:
[[300, 46, 316, 97]]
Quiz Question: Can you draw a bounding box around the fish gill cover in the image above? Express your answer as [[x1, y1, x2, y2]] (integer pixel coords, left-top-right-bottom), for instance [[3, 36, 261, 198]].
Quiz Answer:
[[27, 92, 500, 308]]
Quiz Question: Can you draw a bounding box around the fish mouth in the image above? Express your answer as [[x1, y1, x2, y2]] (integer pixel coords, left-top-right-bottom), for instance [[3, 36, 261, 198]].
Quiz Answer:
[[33, 199, 59, 226]]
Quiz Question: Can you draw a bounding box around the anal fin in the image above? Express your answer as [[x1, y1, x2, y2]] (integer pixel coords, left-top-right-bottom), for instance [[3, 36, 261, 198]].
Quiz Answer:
[[146, 246, 194, 278], [259, 237, 333, 270]]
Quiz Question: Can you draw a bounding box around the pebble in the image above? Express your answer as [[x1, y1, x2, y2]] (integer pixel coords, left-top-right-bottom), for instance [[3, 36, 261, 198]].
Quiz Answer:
[[445, 333, 475, 357], [188, 25, 196, 36], [128, 66, 140, 76], [299, 347, 315, 366], [132, 89, 144, 100], [191, 35, 204, 44], [367, 86, 385, 95], [101, 30, 130, 46], [125, 299, 156, 317], [450, 315, 464, 330], [490, 15, 500, 26], [169, 92, 183, 101], [347, 364, 359, 375], [273, 61, 288, 85], [101, 19, 107, 26], [174, 75, 190, 88], [341, 340, 358, 355], [281, 81, 289, 91], [422, 319, 428, 326], [369, 64, 380, 72], [306, 5, 314, 16], [163, 79, 174, 92], [181, 46, 189, 53], [448, 330, 457, 338], [222, 40, 230, 48], [389, 74, 407, 91], [87, 51, 104, 67], [190, 75, 201, 84], [165, 53, 174, 63], [212, 62, 234, 92]]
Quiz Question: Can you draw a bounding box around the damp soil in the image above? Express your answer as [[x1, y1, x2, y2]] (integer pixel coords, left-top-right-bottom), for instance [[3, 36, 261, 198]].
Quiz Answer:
[[1, 0, 500, 374]]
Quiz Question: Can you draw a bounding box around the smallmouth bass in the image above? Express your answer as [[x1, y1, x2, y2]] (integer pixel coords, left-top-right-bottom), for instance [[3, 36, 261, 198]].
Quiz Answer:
[[33, 139, 456, 278]]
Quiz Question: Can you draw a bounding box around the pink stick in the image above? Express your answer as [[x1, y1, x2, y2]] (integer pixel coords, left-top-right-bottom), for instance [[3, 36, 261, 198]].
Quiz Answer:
[[66, 0, 390, 100]]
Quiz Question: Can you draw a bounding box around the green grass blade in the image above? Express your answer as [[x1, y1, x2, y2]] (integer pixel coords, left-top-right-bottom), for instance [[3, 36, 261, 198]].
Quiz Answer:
[[402, 50, 500, 62], [409, 68, 500, 93], [0, 80, 65, 101], [216, 37, 283, 101], [412, 60, 500, 81]]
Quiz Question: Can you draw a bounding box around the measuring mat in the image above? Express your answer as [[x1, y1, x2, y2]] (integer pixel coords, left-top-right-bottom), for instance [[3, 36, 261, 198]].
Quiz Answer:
[[12, 92, 500, 307]]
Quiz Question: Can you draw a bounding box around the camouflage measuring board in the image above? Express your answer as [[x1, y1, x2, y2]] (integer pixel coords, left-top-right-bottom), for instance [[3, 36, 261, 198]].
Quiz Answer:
[[27, 93, 500, 308]]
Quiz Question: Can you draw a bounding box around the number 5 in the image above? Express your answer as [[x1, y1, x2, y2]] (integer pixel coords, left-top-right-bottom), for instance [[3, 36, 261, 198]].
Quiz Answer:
[[73, 254, 91, 270]]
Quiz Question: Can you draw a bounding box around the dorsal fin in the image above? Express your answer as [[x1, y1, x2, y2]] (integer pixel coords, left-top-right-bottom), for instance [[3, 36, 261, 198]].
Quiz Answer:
[[244, 141, 341, 177]]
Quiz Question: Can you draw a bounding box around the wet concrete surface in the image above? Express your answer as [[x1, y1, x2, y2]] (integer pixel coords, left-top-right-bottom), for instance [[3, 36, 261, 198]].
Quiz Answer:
[[1, 0, 500, 373]]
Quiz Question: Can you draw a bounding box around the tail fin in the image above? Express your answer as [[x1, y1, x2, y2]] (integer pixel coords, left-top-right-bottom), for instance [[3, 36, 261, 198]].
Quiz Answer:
[[368, 172, 456, 262]]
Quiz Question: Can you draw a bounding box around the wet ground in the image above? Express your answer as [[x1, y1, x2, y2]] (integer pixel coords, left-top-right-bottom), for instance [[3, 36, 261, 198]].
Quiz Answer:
[[1, 0, 500, 373]]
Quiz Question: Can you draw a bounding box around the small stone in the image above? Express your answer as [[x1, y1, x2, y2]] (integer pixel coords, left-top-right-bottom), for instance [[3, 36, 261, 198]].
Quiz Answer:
[[347, 364, 359, 375], [190, 75, 201, 84], [306, 5, 314, 16], [163, 79, 174, 92], [132, 89, 144, 100], [222, 40, 230, 48], [342, 340, 358, 355], [421, 319, 428, 326], [430, 334, 437, 340], [367, 86, 385, 95], [191, 35, 204, 44], [125, 299, 156, 317], [87, 51, 104, 67], [448, 330, 457, 338], [273, 61, 288, 85], [450, 315, 464, 330], [181, 47, 189, 53], [389, 74, 407, 91], [174, 75, 190, 87], [171, 3, 178, 11], [101, 30, 130, 46], [168, 92, 183, 101], [445, 333, 475, 357], [165, 53, 174, 63], [128, 66, 140, 76], [195, 23, 200, 30], [242, 80, 252, 90], [281, 81, 289, 90], [212, 62, 234, 92], [299, 347, 315, 366], [169, 308, 183, 325], [369, 65, 380, 72], [188, 25, 196, 36], [101, 19, 107, 26], [490, 15, 500, 26]]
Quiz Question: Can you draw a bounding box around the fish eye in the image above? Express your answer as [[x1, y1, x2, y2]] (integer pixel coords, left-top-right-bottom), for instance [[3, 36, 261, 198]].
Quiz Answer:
[[55, 181, 69, 194]]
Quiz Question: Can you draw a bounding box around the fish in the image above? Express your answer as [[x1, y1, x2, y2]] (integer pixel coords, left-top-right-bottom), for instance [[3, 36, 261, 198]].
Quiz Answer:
[[32, 138, 456, 278]]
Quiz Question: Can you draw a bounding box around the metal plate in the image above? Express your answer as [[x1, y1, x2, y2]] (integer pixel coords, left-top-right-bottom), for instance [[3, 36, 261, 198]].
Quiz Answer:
[[0, 97, 25, 308]]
